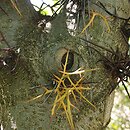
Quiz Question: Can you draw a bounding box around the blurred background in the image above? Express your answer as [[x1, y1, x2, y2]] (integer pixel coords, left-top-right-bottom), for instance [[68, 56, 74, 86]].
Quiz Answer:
[[106, 84, 130, 130]]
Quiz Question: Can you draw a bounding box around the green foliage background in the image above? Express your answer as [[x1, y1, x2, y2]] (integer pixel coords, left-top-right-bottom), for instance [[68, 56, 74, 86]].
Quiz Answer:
[[107, 84, 130, 130]]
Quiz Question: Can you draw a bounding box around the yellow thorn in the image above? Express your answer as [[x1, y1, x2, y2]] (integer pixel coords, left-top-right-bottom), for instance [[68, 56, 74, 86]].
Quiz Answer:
[[80, 11, 110, 34], [10, 0, 22, 16], [26, 94, 44, 102]]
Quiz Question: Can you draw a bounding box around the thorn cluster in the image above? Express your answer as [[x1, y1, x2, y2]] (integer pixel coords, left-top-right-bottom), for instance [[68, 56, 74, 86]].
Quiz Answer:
[[27, 51, 97, 130], [44, 51, 96, 129]]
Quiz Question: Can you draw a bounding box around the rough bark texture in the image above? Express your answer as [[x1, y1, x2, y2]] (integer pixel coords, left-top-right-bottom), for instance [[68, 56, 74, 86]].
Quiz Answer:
[[0, 0, 129, 130]]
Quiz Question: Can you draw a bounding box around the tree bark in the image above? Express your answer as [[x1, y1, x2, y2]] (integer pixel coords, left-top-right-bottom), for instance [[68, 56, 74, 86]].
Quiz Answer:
[[0, 0, 129, 130]]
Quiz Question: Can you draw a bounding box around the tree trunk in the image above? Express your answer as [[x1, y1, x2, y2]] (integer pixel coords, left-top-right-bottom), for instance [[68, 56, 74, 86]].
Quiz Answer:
[[0, 0, 129, 130]]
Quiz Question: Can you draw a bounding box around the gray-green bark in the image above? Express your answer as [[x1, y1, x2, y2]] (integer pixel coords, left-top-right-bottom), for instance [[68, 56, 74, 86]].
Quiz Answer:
[[0, 0, 129, 130]]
